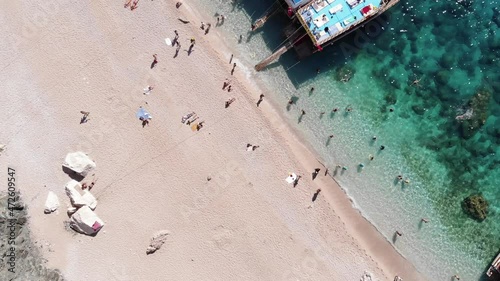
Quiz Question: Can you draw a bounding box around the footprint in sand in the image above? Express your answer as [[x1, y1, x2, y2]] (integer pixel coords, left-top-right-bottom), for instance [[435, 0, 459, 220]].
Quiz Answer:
[[212, 226, 234, 251]]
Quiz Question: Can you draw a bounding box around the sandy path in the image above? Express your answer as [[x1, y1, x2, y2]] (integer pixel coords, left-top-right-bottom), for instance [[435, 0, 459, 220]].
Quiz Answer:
[[0, 0, 425, 280]]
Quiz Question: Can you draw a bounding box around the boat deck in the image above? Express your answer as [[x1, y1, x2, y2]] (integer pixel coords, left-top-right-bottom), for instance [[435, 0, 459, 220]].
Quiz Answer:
[[297, 0, 382, 45]]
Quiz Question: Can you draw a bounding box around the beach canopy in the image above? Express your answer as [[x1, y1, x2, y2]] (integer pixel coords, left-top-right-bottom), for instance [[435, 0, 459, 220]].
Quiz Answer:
[[63, 151, 96, 177], [136, 107, 152, 120]]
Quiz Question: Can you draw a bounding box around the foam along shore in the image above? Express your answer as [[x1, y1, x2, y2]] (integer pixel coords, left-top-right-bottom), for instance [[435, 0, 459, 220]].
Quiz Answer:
[[0, 0, 425, 280]]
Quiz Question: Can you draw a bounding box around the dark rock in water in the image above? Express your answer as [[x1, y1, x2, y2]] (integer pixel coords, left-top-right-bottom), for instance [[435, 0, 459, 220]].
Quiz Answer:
[[491, 82, 500, 104], [334, 65, 355, 82], [434, 70, 450, 86], [488, 35, 500, 50], [439, 53, 455, 69], [459, 89, 491, 139], [412, 105, 426, 115], [462, 194, 489, 221], [384, 92, 397, 105]]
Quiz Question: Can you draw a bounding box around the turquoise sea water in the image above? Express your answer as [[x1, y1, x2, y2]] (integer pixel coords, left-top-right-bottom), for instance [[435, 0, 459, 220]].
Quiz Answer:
[[189, 0, 500, 280]]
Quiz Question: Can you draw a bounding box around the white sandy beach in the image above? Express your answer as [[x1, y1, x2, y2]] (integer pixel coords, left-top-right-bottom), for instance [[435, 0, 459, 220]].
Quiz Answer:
[[0, 0, 426, 280]]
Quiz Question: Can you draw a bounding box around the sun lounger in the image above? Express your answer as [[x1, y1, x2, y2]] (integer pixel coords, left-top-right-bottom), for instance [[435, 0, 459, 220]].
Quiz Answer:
[[333, 22, 344, 33], [343, 16, 356, 25], [347, 0, 359, 7], [313, 14, 329, 28], [329, 4, 343, 14], [316, 30, 327, 39], [312, 0, 328, 13]]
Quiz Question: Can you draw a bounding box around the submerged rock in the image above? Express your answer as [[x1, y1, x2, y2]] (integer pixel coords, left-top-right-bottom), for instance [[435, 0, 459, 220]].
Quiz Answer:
[[412, 105, 426, 115], [462, 194, 489, 221], [459, 89, 491, 139], [384, 92, 397, 105], [334, 65, 355, 82]]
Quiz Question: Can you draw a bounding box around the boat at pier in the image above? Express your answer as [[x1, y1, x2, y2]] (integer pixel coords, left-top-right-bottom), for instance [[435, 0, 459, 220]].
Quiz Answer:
[[254, 0, 400, 71]]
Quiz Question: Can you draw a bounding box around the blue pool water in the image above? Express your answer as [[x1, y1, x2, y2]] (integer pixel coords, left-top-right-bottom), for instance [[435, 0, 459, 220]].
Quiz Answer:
[[190, 0, 500, 280]]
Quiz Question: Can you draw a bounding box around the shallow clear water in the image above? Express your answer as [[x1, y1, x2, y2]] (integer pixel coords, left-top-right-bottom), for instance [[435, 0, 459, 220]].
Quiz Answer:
[[188, 0, 500, 280]]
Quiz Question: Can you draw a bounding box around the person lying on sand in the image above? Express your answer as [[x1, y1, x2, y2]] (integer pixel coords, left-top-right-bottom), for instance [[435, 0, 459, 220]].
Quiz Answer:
[[131, 0, 139, 10]]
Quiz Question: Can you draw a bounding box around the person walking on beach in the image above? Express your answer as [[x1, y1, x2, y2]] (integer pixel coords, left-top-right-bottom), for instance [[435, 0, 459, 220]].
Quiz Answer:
[[310, 87, 315, 94], [257, 94, 264, 107], [395, 230, 403, 236], [227, 85, 232, 92], [421, 218, 429, 223], [190, 38, 196, 44], [196, 121, 205, 131], [372, 136, 377, 141], [312, 168, 321, 180], [223, 80, 229, 90], [143, 85, 154, 95], [225, 98, 235, 108], [80, 111, 90, 124], [329, 135, 334, 139], [176, 1, 182, 8], [312, 188, 321, 202], [288, 98, 294, 105], [188, 42, 195, 55], [151, 54, 158, 68], [175, 43, 181, 57], [397, 175, 403, 180], [200, 22, 205, 30], [369, 154, 374, 161], [130, 0, 139, 10], [205, 23, 211, 34], [231, 63, 237, 75], [452, 275, 460, 280], [345, 105, 353, 112], [380, 145, 385, 150], [229, 54, 233, 64], [252, 145, 259, 151], [172, 30, 179, 45], [332, 108, 338, 113], [293, 175, 301, 187]]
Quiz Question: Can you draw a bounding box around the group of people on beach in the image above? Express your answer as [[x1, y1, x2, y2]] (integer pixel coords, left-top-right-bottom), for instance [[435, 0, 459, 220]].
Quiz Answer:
[[124, 0, 139, 11], [79, 2, 457, 280]]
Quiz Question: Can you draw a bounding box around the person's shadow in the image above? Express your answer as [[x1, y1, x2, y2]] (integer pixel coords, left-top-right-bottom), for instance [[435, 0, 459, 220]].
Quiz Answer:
[[298, 113, 305, 123], [311, 190, 320, 202], [392, 232, 399, 243], [312, 170, 319, 180], [187, 45, 194, 56], [150, 61, 157, 69], [293, 176, 301, 187]]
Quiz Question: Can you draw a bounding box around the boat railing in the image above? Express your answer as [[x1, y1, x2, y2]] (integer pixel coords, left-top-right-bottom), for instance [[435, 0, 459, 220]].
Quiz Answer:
[[297, 0, 400, 46]]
